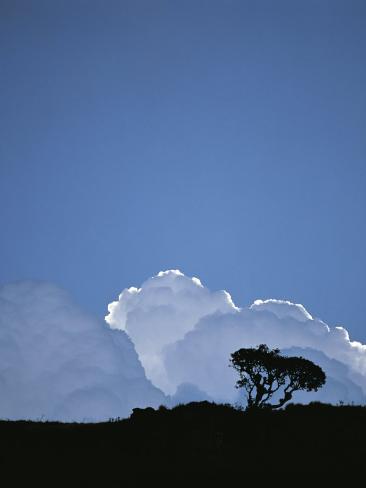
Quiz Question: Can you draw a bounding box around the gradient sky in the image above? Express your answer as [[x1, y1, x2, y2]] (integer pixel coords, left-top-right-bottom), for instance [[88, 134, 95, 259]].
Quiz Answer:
[[1, 1, 365, 340]]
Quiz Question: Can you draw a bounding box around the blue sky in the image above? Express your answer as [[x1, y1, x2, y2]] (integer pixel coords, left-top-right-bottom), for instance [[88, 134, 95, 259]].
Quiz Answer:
[[1, 1, 365, 339]]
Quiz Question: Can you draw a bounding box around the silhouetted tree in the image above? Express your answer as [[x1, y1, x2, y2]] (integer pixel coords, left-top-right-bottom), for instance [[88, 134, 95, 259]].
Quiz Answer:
[[230, 344, 326, 409]]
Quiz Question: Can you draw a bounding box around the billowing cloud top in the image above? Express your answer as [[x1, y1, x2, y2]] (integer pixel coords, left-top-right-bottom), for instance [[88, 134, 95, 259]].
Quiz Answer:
[[250, 299, 314, 322], [105, 269, 238, 392]]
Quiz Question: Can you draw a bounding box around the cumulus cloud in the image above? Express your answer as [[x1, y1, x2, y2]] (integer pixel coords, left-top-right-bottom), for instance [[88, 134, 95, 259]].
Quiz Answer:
[[107, 270, 366, 406], [164, 301, 366, 403], [0, 281, 165, 421], [106, 270, 238, 392], [2, 270, 365, 421]]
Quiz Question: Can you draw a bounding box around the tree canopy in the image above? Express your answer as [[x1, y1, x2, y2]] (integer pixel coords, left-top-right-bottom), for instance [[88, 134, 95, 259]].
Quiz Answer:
[[230, 344, 326, 409]]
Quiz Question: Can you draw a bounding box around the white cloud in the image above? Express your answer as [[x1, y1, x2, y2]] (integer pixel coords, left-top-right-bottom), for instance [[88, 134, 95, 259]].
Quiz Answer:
[[163, 308, 366, 403], [106, 270, 366, 405], [2, 270, 365, 421], [0, 281, 165, 422], [105, 269, 238, 392], [250, 299, 314, 322]]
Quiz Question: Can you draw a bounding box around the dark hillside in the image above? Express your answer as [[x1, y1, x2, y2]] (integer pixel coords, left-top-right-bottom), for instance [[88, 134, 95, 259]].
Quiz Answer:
[[1, 402, 365, 485]]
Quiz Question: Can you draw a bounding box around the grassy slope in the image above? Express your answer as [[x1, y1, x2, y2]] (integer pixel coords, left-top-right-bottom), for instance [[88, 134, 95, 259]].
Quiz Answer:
[[1, 401, 365, 485]]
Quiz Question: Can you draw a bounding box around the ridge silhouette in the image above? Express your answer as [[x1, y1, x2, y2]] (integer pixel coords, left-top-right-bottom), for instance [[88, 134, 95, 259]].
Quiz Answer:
[[1, 401, 366, 485]]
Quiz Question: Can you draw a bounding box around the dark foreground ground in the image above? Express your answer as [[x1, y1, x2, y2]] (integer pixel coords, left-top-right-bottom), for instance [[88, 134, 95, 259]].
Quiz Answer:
[[1, 401, 365, 485]]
